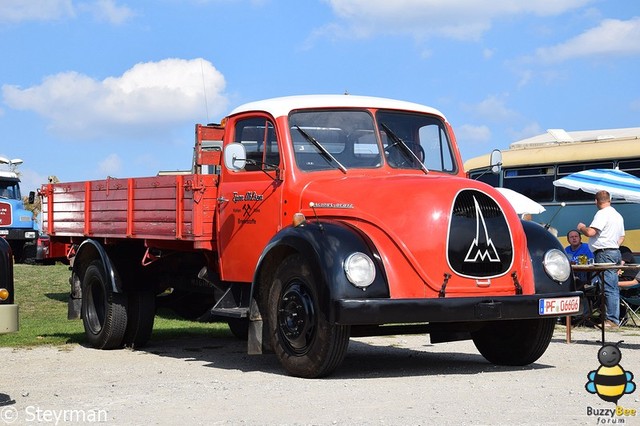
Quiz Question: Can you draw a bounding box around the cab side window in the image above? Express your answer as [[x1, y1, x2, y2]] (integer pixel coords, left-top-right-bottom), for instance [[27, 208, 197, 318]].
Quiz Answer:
[[234, 117, 280, 172]]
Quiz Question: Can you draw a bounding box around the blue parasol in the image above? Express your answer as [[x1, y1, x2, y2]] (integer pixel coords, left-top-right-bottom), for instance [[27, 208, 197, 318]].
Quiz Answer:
[[552, 168, 640, 203]]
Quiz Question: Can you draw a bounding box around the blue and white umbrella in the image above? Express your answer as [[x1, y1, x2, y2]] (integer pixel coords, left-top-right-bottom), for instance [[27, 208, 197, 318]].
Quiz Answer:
[[553, 168, 640, 203]]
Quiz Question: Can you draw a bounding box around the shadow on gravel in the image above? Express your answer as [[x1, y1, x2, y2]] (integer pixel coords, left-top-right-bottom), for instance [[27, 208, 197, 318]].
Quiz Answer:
[[551, 336, 640, 350], [128, 335, 554, 380]]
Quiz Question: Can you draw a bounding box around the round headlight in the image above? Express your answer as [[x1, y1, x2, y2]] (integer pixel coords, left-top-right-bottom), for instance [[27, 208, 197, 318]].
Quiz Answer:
[[543, 249, 571, 283], [344, 252, 376, 289]]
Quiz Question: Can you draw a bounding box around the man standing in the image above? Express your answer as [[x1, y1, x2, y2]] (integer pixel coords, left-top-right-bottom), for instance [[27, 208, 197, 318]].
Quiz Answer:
[[577, 190, 625, 328]]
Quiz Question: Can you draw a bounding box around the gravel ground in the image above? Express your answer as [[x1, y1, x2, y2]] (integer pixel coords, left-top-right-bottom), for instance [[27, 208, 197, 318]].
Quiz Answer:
[[1, 325, 639, 425]]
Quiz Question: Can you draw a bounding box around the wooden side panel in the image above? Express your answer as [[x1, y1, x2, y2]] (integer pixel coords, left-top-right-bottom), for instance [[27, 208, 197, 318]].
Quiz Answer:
[[40, 174, 218, 244]]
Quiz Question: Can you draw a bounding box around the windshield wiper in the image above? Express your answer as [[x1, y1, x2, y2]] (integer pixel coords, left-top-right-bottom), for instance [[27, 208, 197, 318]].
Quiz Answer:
[[380, 122, 428, 174], [295, 125, 347, 174]]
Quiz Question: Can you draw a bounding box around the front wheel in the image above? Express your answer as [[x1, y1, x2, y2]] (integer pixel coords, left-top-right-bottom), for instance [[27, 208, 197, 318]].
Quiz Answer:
[[268, 255, 350, 378], [81, 260, 128, 349], [471, 318, 555, 366]]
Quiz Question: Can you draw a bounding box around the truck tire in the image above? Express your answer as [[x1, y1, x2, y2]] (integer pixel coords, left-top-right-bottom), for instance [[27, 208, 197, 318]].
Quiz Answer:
[[268, 254, 350, 378], [471, 318, 555, 366], [227, 317, 249, 340], [123, 291, 156, 348], [81, 260, 128, 349]]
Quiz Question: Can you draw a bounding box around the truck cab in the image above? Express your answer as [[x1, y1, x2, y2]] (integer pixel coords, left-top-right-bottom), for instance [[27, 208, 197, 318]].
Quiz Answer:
[[0, 163, 39, 263]]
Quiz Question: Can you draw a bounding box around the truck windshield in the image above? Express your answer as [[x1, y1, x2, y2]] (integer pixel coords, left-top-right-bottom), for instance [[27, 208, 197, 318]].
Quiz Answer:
[[288, 109, 457, 173], [0, 181, 20, 200], [289, 110, 382, 171], [377, 110, 456, 173]]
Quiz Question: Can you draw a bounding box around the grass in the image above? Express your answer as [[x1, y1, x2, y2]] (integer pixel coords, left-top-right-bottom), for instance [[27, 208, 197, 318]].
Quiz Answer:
[[0, 263, 231, 348]]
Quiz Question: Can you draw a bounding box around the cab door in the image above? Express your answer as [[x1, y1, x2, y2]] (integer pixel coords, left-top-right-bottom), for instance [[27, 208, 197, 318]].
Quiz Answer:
[[216, 114, 283, 282]]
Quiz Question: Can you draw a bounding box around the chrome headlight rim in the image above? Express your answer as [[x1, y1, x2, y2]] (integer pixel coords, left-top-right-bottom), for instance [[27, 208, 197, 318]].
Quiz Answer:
[[543, 248, 572, 283], [344, 252, 376, 289]]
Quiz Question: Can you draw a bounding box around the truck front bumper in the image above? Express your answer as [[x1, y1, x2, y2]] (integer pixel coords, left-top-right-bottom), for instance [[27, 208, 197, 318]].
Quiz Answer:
[[333, 291, 584, 325], [0, 304, 18, 333]]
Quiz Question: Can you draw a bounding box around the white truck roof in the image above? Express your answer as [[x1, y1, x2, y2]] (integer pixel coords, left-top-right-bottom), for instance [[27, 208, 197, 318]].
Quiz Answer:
[[229, 94, 446, 121], [0, 171, 18, 179]]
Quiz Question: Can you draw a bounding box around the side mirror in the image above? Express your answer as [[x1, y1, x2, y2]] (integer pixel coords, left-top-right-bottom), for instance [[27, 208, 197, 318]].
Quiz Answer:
[[490, 149, 502, 174], [223, 143, 247, 171], [28, 191, 35, 204]]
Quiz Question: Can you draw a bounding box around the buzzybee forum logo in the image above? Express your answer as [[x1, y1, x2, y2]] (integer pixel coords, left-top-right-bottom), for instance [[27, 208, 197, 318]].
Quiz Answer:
[[585, 342, 637, 421]]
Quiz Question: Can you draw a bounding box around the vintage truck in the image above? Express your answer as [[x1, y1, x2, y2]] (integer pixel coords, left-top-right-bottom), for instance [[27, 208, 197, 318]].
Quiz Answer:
[[0, 159, 40, 263], [40, 95, 583, 377], [0, 237, 18, 334]]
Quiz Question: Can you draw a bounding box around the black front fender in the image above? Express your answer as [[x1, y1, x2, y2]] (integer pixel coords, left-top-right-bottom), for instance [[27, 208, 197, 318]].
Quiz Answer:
[[522, 220, 576, 294], [255, 220, 390, 303]]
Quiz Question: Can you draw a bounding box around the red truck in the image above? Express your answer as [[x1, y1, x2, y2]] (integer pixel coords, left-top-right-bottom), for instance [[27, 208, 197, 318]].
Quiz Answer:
[[40, 95, 583, 377]]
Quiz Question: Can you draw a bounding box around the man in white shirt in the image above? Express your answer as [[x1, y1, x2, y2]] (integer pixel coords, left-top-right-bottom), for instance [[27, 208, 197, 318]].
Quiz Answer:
[[577, 190, 625, 328]]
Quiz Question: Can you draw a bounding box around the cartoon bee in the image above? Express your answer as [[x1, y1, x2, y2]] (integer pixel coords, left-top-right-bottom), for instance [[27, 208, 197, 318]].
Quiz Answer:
[[586, 342, 636, 404]]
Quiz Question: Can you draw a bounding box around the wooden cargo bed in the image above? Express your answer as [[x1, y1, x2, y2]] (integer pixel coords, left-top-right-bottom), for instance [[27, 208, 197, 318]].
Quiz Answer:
[[41, 174, 218, 250]]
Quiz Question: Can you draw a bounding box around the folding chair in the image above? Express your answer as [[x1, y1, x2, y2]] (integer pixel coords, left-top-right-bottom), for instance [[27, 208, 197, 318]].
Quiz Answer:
[[620, 283, 640, 326]]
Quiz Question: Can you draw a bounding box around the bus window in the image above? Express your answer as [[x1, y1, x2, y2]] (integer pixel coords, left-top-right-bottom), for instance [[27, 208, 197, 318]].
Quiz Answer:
[[619, 160, 640, 178], [503, 167, 554, 202], [556, 161, 614, 202], [469, 169, 499, 187]]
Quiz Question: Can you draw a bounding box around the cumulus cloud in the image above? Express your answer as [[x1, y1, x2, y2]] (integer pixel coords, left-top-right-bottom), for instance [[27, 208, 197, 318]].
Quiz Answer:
[[534, 17, 640, 63], [0, 0, 133, 25], [0, 0, 74, 22], [323, 0, 592, 41], [2, 58, 227, 139], [464, 95, 518, 123], [508, 122, 544, 142], [456, 124, 492, 144], [78, 0, 135, 25], [99, 153, 123, 176]]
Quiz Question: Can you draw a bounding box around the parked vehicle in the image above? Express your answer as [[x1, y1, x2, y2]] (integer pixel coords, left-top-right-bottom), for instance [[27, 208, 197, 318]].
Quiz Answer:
[[0, 158, 39, 263], [39, 95, 583, 377], [0, 237, 18, 333], [464, 128, 640, 248]]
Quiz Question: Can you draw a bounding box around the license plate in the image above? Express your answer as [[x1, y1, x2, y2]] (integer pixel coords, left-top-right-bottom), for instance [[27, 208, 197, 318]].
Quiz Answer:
[[539, 297, 580, 315]]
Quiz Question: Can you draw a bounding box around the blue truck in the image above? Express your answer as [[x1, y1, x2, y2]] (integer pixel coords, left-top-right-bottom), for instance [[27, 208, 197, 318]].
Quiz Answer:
[[0, 158, 39, 263]]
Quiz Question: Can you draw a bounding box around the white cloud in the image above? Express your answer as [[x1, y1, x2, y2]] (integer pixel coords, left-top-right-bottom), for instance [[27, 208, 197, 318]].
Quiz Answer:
[[534, 17, 640, 63], [99, 153, 122, 176], [14, 168, 49, 194], [508, 122, 544, 142], [465, 95, 518, 122], [77, 0, 135, 25], [0, 0, 133, 24], [0, 0, 74, 23], [324, 0, 593, 41], [2, 58, 227, 139], [456, 124, 491, 144]]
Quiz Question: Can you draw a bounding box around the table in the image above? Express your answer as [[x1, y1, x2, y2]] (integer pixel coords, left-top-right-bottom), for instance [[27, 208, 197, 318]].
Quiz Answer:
[[569, 263, 640, 343]]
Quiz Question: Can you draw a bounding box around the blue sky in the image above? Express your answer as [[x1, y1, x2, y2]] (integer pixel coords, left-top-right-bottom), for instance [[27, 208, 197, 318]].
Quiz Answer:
[[1, 0, 639, 193]]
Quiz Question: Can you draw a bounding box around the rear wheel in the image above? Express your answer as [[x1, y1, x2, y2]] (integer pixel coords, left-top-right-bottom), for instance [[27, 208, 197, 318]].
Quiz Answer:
[[471, 318, 555, 366], [123, 290, 156, 348], [81, 260, 128, 349], [227, 317, 249, 340], [268, 255, 350, 378]]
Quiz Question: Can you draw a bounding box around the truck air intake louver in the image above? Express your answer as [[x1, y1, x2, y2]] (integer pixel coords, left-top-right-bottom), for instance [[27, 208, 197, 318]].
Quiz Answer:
[[447, 189, 513, 278]]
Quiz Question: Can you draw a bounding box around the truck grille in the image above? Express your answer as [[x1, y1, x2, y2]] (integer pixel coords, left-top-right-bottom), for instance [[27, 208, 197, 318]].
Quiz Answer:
[[447, 189, 513, 278]]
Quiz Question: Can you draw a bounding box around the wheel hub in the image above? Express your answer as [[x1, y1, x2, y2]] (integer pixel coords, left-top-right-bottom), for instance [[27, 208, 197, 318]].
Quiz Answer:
[[277, 282, 316, 354]]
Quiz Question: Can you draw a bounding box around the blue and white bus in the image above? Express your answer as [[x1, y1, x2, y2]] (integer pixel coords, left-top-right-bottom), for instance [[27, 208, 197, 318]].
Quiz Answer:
[[464, 128, 640, 249]]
